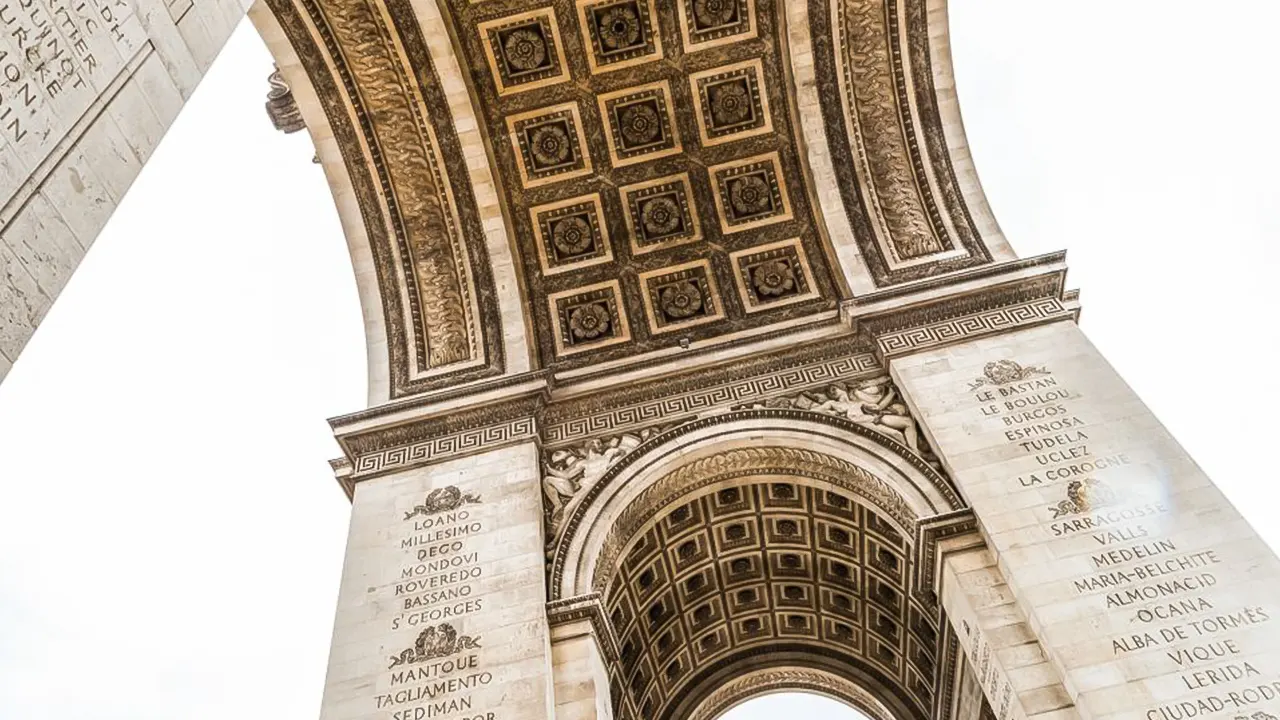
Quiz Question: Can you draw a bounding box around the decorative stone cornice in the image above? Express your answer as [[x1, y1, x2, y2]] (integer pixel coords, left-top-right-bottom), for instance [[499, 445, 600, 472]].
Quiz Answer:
[[323, 256, 1073, 496], [545, 593, 619, 663], [856, 264, 1072, 360], [688, 667, 898, 720], [331, 389, 545, 494], [543, 335, 880, 445], [912, 508, 978, 614]]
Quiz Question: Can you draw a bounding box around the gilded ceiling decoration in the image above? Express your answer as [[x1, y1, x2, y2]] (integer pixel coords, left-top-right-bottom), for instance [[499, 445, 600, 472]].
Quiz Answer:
[[264, 0, 506, 397], [442, 0, 841, 368], [809, 0, 994, 283]]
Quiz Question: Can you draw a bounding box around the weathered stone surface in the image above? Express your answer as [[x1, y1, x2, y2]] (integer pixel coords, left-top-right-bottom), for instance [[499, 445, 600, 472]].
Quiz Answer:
[[0, 0, 241, 375], [894, 321, 1280, 720]]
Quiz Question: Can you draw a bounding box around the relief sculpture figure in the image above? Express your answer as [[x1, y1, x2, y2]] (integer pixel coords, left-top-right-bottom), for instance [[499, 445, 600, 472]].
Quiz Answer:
[[810, 377, 920, 454], [542, 425, 677, 541]]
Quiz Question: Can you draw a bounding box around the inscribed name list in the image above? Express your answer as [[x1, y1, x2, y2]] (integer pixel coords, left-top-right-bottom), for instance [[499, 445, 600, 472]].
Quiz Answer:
[[962, 356, 1280, 720], [376, 485, 494, 720], [0, 0, 147, 172]]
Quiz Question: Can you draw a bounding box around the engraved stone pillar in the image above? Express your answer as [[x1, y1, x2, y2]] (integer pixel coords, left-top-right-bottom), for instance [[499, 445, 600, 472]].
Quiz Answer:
[[319, 441, 554, 720], [893, 320, 1280, 720], [548, 614, 613, 720], [0, 0, 248, 380], [937, 533, 1077, 720]]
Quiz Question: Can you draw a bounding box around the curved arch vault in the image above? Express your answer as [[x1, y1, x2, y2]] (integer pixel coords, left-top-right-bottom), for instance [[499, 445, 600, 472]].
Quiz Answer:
[[3, 0, 1280, 719]]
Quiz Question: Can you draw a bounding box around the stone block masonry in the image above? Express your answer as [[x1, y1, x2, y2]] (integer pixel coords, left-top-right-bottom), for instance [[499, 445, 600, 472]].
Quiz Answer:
[[0, 0, 247, 380], [893, 320, 1280, 720], [319, 442, 554, 720]]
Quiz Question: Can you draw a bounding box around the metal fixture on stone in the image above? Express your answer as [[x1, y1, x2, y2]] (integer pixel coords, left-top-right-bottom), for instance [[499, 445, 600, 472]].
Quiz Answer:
[[265, 67, 306, 134]]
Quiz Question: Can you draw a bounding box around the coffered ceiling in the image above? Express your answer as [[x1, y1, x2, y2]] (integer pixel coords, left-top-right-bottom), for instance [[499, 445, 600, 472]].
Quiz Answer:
[[447, 0, 841, 368]]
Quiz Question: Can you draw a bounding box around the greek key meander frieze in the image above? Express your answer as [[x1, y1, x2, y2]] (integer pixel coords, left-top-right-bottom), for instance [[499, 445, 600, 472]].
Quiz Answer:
[[351, 417, 538, 478], [544, 351, 880, 444], [336, 272, 1070, 488], [876, 298, 1068, 357]]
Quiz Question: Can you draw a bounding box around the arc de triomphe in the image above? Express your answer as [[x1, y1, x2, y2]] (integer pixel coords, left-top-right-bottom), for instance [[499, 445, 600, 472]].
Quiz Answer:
[[0, 1, 1276, 720]]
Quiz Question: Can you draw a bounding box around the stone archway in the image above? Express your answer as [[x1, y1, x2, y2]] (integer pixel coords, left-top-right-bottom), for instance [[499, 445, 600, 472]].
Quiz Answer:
[[685, 668, 897, 720], [4, 0, 1271, 719], [547, 420, 966, 720]]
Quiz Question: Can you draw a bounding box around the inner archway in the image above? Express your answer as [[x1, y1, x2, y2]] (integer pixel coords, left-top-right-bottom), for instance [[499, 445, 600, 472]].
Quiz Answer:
[[596, 473, 941, 720]]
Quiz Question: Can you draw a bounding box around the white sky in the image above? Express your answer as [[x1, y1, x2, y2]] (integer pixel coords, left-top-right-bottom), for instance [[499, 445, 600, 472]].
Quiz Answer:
[[1, 4, 1277, 719]]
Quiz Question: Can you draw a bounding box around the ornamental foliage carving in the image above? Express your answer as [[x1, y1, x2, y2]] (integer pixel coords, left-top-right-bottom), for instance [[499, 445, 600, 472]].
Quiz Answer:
[[387, 623, 481, 669], [265, 0, 505, 397], [403, 486, 481, 521], [810, 0, 995, 283]]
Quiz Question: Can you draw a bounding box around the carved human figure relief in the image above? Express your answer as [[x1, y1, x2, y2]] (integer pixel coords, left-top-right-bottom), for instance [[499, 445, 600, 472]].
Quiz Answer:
[[541, 424, 677, 541], [732, 376, 934, 465]]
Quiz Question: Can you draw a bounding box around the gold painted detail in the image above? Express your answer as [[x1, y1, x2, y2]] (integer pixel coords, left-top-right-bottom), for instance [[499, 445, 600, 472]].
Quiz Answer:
[[312, 0, 480, 370], [837, 0, 946, 262]]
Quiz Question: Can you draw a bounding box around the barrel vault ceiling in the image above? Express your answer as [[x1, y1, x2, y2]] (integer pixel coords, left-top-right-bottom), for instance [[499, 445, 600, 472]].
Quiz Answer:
[[256, 0, 1006, 397]]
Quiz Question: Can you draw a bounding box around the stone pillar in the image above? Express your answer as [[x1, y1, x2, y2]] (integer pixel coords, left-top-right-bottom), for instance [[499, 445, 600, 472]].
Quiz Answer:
[[549, 615, 613, 720], [0, 0, 246, 380], [938, 533, 1077, 720], [894, 320, 1280, 720], [319, 442, 554, 720]]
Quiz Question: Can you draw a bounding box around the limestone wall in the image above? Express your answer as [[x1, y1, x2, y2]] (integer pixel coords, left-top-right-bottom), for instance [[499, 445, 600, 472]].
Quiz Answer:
[[319, 442, 554, 720], [0, 0, 244, 379], [895, 321, 1280, 720]]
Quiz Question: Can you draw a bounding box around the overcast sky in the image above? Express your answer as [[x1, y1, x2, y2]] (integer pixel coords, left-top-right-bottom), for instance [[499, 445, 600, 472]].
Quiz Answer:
[[0, 4, 1277, 719]]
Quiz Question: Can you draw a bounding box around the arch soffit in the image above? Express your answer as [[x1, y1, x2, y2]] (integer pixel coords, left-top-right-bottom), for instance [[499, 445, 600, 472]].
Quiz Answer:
[[687, 667, 899, 720], [249, 0, 1019, 399], [551, 411, 963, 600], [249, 0, 531, 402]]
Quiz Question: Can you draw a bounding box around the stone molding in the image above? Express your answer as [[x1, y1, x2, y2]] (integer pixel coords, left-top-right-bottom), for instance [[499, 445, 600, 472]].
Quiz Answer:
[[544, 409, 964, 598], [264, 0, 506, 398], [334, 393, 543, 494], [876, 298, 1068, 358], [584, 445, 922, 594], [810, 0, 995, 284], [687, 667, 898, 720], [934, 620, 963, 720], [545, 593, 620, 662], [326, 265, 1070, 493], [544, 346, 880, 444], [349, 415, 538, 478], [913, 508, 977, 613], [857, 271, 1070, 361]]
